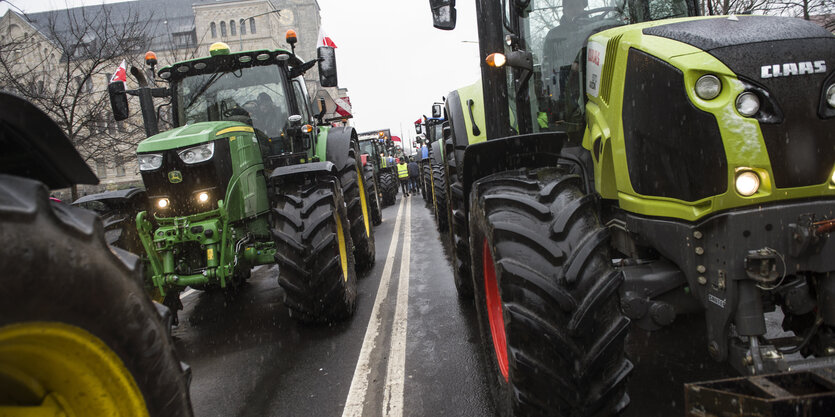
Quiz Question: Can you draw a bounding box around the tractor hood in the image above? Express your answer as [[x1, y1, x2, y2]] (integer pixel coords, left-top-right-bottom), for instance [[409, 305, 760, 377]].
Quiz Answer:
[[137, 121, 250, 153]]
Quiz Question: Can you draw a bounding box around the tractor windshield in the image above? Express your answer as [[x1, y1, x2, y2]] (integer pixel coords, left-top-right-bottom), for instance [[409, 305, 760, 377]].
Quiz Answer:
[[174, 64, 291, 139], [519, 0, 690, 141]]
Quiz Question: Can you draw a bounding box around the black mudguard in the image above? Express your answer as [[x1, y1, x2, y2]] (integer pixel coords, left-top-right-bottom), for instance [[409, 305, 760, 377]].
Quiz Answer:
[[325, 126, 358, 172], [431, 140, 444, 166], [0, 92, 98, 188], [269, 161, 337, 184], [461, 132, 566, 212]]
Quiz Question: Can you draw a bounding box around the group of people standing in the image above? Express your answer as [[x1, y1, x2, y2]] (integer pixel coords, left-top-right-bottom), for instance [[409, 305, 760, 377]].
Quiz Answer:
[[397, 157, 421, 196]]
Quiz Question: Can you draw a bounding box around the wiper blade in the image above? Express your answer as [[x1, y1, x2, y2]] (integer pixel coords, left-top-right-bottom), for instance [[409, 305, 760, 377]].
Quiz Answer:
[[184, 72, 223, 111]]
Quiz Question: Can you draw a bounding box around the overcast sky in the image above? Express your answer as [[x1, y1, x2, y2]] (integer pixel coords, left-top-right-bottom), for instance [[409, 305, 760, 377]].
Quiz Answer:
[[1, 0, 482, 149]]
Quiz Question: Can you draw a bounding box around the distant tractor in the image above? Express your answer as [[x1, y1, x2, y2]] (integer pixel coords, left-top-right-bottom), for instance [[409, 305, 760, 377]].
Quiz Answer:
[[415, 102, 449, 231], [431, 0, 835, 415], [108, 35, 375, 323], [358, 129, 399, 207]]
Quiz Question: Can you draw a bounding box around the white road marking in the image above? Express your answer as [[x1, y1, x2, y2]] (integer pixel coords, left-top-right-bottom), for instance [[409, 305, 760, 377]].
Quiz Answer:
[[342, 198, 408, 417], [382, 196, 411, 417]]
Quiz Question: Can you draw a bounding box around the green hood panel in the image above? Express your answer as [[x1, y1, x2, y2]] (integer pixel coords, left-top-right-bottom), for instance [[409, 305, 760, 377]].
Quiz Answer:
[[137, 121, 249, 153]]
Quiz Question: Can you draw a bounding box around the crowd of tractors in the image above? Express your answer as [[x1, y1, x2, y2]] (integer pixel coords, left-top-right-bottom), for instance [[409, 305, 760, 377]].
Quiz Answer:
[[2, 0, 835, 415]]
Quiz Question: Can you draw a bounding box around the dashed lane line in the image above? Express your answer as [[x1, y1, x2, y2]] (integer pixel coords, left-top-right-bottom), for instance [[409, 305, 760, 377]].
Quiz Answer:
[[382, 196, 411, 417], [342, 198, 408, 417]]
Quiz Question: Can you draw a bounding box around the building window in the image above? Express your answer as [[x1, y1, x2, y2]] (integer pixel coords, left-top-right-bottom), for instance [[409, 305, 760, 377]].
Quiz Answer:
[[210, 22, 217, 38], [173, 30, 197, 48], [229, 20, 236, 36], [115, 156, 126, 177], [96, 159, 107, 178], [249, 18, 256, 34], [220, 21, 227, 37], [239, 19, 246, 35]]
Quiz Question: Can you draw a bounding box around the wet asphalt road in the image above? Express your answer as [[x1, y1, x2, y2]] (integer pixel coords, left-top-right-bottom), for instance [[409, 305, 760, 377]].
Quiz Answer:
[[171, 191, 780, 416], [173, 194, 493, 417]]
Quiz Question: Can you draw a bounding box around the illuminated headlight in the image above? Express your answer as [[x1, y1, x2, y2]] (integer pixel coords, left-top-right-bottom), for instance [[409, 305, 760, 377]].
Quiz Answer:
[[178, 142, 214, 164], [157, 198, 170, 209], [197, 192, 210, 203], [486, 53, 506, 68], [735, 171, 760, 196], [826, 84, 835, 108], [695, 75, 721, 100], [736, 92, 760, 117], [138, 153, 163, 171], [831, 170, 835, 185]]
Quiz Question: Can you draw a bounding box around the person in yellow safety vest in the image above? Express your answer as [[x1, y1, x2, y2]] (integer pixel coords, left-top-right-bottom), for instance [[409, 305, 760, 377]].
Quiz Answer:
[[397, 159, 410, 197]]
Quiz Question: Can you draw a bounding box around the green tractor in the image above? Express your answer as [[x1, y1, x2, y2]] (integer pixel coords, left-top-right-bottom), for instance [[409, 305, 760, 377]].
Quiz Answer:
[[431, 0, 835, 415], [109, 37, 375, 324], [415, 103, 450, 231], [358, 129, 399, 207], [0, 91, 193, 416]]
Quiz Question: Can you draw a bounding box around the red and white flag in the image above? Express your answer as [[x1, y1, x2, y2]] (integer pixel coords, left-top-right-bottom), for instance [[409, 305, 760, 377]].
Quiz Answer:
[[110, 59, 127, 84], [317, 27, 337, 48]]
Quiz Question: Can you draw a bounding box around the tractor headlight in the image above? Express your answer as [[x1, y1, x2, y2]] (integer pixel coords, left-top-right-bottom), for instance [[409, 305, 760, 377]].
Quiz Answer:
[[157, 198, 170, 209], [178, 142, 214, 164], [138, 153, 163, 171], [735, 171, 760, 196], [197, 192, 210, 203], [826, 84, 835, 108], [695, 75, 721, 100], [831, 170, 835, 185], [736, 92, 760, 117]]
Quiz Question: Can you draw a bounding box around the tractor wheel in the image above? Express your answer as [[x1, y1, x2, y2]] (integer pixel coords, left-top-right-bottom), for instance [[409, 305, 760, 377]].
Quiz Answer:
[[379, 170, 397, 207], [272, 175, 357, 323], [340, 150, 375, 273], [422, 163, 432, 205], [468, 168, 632, 416], [432, 163, 448, 232], [446, 155, 473, 299], [0, 175, 193, 417], [364, 164, 382, 226]]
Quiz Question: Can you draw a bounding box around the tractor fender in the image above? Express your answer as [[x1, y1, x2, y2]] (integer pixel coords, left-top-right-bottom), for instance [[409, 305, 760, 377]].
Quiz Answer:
[[461, 132, 566, 213], [269, 161, 337, 184], [431, 139, 444, 166], [0, 91, 98, 188], [325, 126, 358, 172]]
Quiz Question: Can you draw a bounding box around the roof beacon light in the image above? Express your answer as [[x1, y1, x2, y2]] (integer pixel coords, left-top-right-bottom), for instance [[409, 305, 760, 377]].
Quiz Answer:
[[285, 29, 298, 46], [209, 42, 231, 56], [145, 51, 158, 67]]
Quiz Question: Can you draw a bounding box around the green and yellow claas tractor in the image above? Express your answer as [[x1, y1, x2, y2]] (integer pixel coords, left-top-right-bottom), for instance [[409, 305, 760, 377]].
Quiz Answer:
[[415, 103, 449, 230], [109, 37, 375, 324], [431, 0, 835, 415]]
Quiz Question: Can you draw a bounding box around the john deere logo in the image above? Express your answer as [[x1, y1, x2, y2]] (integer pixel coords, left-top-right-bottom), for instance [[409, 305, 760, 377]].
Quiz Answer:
[[168, 170, 183, 183]]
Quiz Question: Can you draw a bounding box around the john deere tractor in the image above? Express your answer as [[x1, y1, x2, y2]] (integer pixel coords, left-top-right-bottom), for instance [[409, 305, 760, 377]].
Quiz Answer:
[[358, 129, 399, 207], [430, 0, 835, 415], [0, 91, 192, 416], [109, 36, 375, 323]]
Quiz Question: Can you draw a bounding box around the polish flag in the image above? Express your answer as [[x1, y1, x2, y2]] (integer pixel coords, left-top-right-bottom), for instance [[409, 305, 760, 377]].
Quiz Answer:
[[110, 59, 127, 84], [317, 27, 337, 48]]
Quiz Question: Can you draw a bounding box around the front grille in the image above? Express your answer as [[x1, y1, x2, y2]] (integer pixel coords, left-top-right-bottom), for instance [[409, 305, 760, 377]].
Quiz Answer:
[[622, 48, 728, 201], [140, 139, 232, 217]]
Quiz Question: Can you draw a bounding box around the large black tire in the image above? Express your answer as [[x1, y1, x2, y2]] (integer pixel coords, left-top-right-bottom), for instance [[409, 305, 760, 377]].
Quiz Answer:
[[339, 148, 375, 273], [363, 163, 383, 226], [379, 170, 398, 207], [432, 163, 448, 232], [0, 175, 193, 416], [445, 153, 473, 299], [422, 162, 431, 203], [468, 168, 632, 416], [272, 175, 358, 322]]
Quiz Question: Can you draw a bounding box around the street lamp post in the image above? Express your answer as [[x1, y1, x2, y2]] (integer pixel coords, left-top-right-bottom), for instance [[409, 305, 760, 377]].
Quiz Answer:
[[239, 9, 281, 50]]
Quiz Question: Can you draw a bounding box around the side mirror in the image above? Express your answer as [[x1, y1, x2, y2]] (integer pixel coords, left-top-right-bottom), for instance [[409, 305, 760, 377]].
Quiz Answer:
[[109, 82, 129, 121], [318, 47, 338, 87], [414, 123, 422, 134], [432, 103, 442, 118], [429, 0, 457, 30]]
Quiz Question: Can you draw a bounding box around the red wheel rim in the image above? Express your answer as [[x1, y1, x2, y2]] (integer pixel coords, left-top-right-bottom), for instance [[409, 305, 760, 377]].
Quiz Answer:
[[483, 238, 509, 382]]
